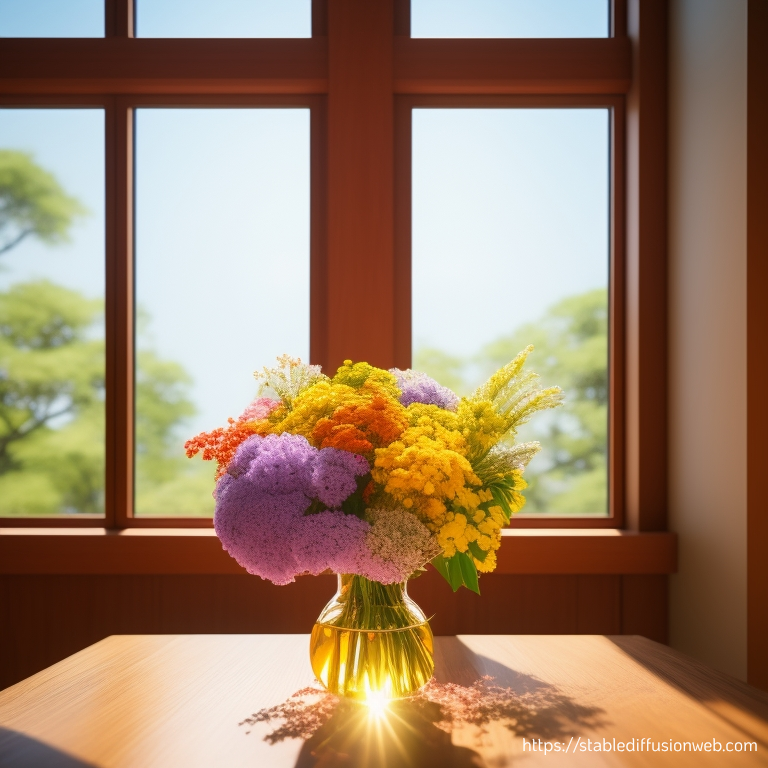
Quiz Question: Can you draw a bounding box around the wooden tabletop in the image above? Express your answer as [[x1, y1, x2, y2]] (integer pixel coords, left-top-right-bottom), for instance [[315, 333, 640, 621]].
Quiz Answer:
[[1, 635, 767, 767]]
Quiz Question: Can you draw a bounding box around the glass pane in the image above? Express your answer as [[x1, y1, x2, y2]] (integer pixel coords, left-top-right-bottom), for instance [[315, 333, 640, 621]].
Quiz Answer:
[[135, 109, 310, 516], [412, 109, 609, 515], [136, 0, 311, 38], [0, 0, 103, 37], [411, 0, 608, 38], [0, 110, 105, 516]]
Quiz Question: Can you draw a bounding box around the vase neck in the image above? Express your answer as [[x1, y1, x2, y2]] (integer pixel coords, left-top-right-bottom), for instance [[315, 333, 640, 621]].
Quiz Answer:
[[337, 573, 407, 602]]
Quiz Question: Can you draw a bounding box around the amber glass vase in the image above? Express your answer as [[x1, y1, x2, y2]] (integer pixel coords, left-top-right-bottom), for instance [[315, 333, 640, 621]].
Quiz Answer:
[[309, 574, 434, 700]]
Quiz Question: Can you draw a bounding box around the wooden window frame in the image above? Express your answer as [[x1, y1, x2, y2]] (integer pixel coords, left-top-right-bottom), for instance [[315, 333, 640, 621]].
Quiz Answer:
[[0, 0, 676, 581]]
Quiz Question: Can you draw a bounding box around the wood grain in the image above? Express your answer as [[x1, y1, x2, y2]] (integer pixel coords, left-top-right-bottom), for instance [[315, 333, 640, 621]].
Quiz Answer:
[[1, 635, 766, 766]]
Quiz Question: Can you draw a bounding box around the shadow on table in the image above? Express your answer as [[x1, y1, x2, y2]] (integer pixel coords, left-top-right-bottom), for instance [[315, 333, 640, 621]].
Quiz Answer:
[[0, 727, 99, 768], [243, 637, 607, 767]]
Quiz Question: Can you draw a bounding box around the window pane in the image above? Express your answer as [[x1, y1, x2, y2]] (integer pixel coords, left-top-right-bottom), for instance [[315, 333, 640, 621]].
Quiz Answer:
[[0, 0, 103, 37], [136, 0, 311, 38], [134, 109, 310, 516], [0, 110, 105, 516], [412, 109, 609, 515], [411, 0, 608, 38]]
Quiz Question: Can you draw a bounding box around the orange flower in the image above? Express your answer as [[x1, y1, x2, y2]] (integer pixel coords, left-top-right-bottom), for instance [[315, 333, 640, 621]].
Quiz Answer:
[[311, 389, 409, 456], [312, 422, 373, 454], [185, 418, 268, 479]]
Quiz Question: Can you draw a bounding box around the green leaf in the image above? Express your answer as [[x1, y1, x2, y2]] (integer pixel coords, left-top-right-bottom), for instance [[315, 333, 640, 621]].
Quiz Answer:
[[339, 473, 371, 519], [431, 554, 451, 586], [456, 551, 480, 595], [432, 552, 480, 594], [467, 540, 488, 562], [446, 554, 465, 591]]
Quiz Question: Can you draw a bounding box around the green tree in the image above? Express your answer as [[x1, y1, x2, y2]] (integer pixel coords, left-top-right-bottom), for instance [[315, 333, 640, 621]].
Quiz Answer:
[[133, 349, 218, 517], [0, 151, 203, 516], [416, 287, 608, 515], [0, 150, 87, 255], [479, 288, 608, 514], [0, 279, 206, 515], [0, 281, 104, 513]]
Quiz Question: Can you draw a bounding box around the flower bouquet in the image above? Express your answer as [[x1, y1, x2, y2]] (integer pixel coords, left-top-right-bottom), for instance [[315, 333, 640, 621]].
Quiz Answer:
[[186, 349, 561, 700]]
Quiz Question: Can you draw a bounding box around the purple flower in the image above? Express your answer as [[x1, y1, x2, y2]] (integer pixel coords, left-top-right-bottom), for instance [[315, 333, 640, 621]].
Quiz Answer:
[[389, 369, 460, 411], [311, 449, 368, 507], [213, 433, 371, 585]]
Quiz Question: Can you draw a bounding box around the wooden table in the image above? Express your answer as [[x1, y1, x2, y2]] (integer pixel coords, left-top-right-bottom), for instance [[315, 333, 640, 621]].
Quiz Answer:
[[1, 635, 767, 767]]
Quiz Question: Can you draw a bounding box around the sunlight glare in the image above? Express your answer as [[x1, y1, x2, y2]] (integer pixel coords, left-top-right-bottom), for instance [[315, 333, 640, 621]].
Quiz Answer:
[[364, 673, 392, 718]]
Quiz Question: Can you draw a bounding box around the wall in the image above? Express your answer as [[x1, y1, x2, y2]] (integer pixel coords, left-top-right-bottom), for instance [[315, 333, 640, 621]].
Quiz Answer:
[[668, 0, 748, 679]]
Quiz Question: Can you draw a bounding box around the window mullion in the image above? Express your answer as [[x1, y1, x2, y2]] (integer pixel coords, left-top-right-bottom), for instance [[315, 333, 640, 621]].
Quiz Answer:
[[104, 0, 134, 38], [105, 98, 134, 529]]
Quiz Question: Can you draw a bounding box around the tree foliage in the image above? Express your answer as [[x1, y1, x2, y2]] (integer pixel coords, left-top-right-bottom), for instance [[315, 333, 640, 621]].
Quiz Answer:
[[0, 278, 206, 515], [0, 150, 204, 516], [0, 150, 87, 255], [416, 288, 608, 515]]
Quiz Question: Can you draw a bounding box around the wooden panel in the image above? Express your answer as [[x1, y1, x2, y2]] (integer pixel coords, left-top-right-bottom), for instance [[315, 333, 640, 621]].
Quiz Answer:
[[0, 39, 329, 95], [394, 38, 632, 95], [459, 575, 580, 634], [578, 575, 622, 634], [748, 0, 768, 693], [624, 0, 668, 532], [3, 635, 766, 767], [0, 529, 677, 575], [622, 574, 667, 644], [326, 0, 396, 370], [0, 573, 657, 692]]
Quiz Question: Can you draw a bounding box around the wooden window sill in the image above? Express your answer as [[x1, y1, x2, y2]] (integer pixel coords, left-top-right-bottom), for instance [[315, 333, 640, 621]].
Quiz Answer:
[[0, 528, 677, 576]]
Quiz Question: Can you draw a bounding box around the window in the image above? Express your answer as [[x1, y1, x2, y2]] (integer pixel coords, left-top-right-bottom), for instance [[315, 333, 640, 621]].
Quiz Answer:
[[134, 107, 310, 517], [134, 0, 311, 38], [0, 109, 105, 518], [410, 0, 609, 39], [0, 0, 667, 533], [411, 107, 610, 516], [0, 0, 104, 37]]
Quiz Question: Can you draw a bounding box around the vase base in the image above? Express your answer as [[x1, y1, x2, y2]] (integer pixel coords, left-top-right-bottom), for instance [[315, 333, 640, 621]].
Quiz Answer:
[[310, 620, 434, 701]]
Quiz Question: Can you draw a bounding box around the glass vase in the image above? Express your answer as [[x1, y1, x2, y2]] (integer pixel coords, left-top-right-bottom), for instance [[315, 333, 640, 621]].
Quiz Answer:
[[309, 574, 434, 700]]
